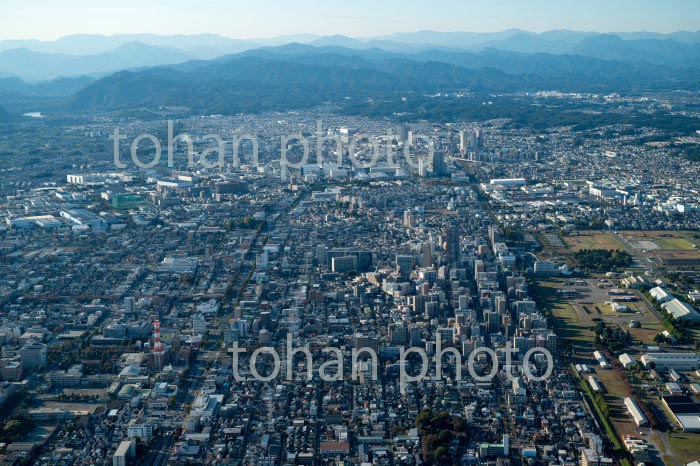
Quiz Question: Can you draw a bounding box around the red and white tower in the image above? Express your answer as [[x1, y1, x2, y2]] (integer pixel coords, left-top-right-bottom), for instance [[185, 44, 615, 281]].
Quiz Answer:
[[152, 318, 165, 369]]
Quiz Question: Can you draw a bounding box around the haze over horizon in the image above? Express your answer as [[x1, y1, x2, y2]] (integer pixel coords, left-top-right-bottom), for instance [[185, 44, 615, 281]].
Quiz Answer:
[[2, 0, 699, 41]]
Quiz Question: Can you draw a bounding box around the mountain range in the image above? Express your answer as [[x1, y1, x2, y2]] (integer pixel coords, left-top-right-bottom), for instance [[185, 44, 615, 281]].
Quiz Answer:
[[68, 44, 700, 114], [0, 29, 699, 117], [0, 42, 196, 81], [2, 29, 700, 81]]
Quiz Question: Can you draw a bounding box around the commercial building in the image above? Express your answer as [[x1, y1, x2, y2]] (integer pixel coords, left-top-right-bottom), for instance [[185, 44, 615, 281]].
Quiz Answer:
[[19, 341, 47, 369], [489, 178, 526, 187], [113, 439, 136, 466], [580, 447, 614, 466], [534, 261, 559, 276]]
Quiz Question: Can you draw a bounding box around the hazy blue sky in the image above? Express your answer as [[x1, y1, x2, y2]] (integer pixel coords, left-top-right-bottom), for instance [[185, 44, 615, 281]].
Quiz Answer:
[[2, 0, 699, 40]]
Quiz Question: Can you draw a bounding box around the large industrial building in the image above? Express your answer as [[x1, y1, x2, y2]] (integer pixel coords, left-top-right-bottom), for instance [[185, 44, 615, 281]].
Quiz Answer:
[[640, 353, 700, 371], [662, 395, 700, 432]]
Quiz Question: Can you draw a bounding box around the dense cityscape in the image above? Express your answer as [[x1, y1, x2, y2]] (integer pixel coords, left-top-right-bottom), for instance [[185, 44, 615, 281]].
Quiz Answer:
[[1, 4, 700, 466]]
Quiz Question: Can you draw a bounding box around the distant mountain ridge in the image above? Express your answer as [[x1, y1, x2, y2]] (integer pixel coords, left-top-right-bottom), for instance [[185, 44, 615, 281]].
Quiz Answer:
[[1, 29, 700, 83], [0, 75, 94, 97], [69, 44, 700, 115], [0, 104, 11, 121], [1, 30, 699, 115], [0, 42, 195, 81]]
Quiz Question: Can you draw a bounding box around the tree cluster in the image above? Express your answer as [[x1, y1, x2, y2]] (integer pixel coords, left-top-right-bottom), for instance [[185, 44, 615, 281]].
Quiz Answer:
[[574, 248, 632, 271], [415, 409, 469, 465]]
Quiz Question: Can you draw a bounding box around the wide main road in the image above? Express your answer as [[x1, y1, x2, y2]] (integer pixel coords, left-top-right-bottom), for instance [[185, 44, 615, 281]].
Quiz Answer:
[[145, 190, 306, 465], [144, 359, 206, 466]]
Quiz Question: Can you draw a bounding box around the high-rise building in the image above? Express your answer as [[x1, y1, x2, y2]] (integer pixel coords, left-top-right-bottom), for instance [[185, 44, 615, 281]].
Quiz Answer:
[[396, 124, 408, 143], [124, 296, 136, 315], [389, 322, 408, 345], [488, 226, 502, 249], [396, 255, 414, 278], [459, 130, 468, 154], [113, 439, 136, 466], [407, 130, 416, 147], [354, 333, 381, 355], [425, 301, 440, 318], [546, 332, 558, 353], [418, 158, 427, 177], [409, 325, 423, 346], [192, 314, 207, 335], [422, 242, 432, 267], [446, 226, 460, 263], [332, 255, 359, 273], [432, 150, 447, 177], [403, 210, 416, 228]]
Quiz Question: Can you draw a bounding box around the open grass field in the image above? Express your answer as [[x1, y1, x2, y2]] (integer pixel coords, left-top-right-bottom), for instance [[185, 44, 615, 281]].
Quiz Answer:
[[563, 230, 627, 251], [591, 299, 663, 345], [594, 368, 634, 399], [621, 230, 700, 251], [617, 230, 700, 268], [627, 320, 664, 345], [618, 230, 700, 251], [536, 279, 595, 351], [667, 433, 700, 465], [553, 303, 594, 348], [655, 238, 696, 251]]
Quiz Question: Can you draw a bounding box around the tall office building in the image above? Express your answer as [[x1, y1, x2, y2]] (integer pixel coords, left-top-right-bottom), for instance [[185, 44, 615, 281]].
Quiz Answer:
[[418, 158, 427, 177], [489, 226, 502, 250], [407, 130, 416, 147], [389, 322, 408, 345], [432, 150, 447, 177], [396, 124, 409, 143], [403, 210, 416, 228], [422, 242, 432, 267], [446, 226, 460, 263], [124, 296, 136, 315], [396, 255, 414, 279], [459, 130, 468, 154]]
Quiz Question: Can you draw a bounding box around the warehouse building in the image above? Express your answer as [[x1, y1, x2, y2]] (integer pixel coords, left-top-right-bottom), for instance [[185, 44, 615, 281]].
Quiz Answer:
[[624, 397, 648, 427], [662, 395, 700, 432], [640, 353, 700, 371]]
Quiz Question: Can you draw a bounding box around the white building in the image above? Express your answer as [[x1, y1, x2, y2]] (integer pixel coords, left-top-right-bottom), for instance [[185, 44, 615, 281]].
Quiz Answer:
[[624, 397, 648, 426], [661, 299, 700, 322], [649, 286, 673, 303], [619, 353, 638, 370], [19, 341, 47, 369], [113, 439, 135, 466], [192, 314, 207, 335], [127, 420, 154, 441], [489, 178, 526, 187], [588, 376, 605, 393], [641, 353, 700, 371], [593, 351, 611, 370]]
